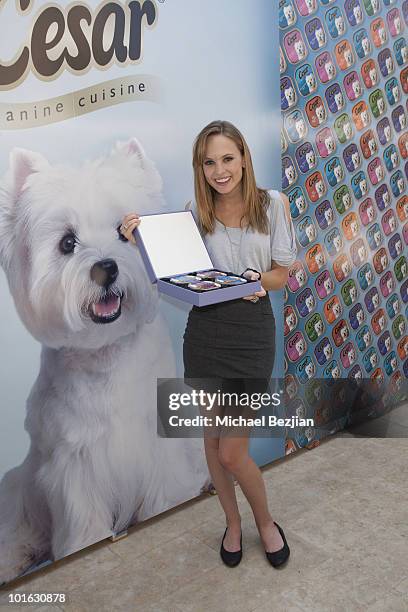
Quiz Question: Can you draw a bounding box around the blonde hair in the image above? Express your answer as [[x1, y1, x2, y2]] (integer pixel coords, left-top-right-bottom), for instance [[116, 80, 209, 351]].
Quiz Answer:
[[192, 120, 270, 234]]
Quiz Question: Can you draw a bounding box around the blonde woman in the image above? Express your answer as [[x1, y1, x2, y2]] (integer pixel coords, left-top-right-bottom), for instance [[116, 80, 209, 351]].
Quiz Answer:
[[121, 120, 297, 568]]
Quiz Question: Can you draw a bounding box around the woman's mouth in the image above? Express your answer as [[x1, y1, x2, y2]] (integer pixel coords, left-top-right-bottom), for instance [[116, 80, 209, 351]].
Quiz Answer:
[[215, 177, 231, 185]]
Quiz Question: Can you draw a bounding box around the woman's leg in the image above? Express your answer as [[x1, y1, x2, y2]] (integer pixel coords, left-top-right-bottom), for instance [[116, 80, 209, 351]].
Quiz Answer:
[[218, 435, 284, 553], [202, 435, 242, 551]]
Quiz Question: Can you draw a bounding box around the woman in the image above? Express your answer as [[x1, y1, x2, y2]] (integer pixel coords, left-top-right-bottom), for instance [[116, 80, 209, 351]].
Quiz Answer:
[[121, 120, 297, 568]]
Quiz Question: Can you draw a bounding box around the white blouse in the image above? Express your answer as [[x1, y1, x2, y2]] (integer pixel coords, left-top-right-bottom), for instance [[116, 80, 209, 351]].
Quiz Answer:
[[189, 190, 297, 275]]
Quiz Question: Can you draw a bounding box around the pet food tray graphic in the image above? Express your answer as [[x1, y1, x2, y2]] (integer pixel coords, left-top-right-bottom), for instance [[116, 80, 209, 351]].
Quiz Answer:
[[135, 211, 261, 306], [279, 0, 408, 446]]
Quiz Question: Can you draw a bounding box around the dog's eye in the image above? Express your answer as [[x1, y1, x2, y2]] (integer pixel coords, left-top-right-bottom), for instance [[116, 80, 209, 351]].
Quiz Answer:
[[117, 225, 128, 242], [59, 233, 76, 255]]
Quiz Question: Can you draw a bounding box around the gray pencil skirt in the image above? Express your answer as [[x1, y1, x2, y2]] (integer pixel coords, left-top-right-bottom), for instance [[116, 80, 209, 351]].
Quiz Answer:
[[183, 295, 276, 395]]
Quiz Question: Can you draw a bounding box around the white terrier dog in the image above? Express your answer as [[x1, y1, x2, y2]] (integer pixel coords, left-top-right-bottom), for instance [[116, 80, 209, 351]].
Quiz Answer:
[[0, 140, 209, 584]]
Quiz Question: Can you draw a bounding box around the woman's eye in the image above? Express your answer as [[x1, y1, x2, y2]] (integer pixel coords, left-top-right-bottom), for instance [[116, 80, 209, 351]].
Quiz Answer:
[[224, 157, 233, 162], [204, 160, 214, 166], [59, 233, 76, 255]]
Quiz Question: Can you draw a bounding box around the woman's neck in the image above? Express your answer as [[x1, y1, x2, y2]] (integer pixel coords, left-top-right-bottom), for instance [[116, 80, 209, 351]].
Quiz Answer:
[[214, 187, 247, 227], [214, 185, 245, 213]]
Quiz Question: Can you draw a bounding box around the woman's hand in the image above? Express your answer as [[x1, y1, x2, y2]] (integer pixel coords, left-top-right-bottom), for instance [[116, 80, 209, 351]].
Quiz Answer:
[[242, 287, 267, 302], [241, 269, 267, 302], [120, 213, 140, 244]]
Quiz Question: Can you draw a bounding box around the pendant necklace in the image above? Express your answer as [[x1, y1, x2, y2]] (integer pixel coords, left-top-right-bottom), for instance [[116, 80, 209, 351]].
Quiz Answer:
[[224, 225, 246, 274]]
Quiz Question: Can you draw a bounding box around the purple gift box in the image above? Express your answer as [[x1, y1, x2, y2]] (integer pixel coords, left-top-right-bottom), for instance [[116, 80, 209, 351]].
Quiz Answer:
[[135, 211, 262, 306]]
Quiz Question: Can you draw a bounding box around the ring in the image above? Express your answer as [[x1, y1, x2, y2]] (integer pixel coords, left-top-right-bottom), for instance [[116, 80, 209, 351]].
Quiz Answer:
[[251, 296, 259, 303], [123, 222, 129, 230]]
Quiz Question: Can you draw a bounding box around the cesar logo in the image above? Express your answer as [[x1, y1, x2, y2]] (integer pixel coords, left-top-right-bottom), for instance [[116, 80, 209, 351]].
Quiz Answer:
[[0, 0, 157, 89]]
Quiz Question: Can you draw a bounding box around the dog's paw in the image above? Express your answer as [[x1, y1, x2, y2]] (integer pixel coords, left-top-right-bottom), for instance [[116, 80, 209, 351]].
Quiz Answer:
[[0, 546, 36, 585], [0, 524, 48, 585]]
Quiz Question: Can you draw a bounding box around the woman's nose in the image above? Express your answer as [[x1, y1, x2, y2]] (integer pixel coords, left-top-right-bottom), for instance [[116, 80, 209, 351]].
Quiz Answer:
[[215, 161, 225, 174]]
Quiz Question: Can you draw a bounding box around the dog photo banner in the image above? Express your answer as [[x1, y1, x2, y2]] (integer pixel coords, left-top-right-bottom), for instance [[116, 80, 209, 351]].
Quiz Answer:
[[0, 0, 282, 586]]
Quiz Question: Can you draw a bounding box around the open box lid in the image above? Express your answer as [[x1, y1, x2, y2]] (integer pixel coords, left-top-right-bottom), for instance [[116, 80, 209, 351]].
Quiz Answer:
[[135, 211, 213, 281]]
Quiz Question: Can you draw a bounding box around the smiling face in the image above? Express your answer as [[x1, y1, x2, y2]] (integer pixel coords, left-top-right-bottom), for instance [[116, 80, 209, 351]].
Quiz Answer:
[[296, 119, 306, 137], [343, 193, 351, 209], [0, 141, 163, 350], [295, 40, 306, 59], [358, 245, 366, 261], [344, 49, 353, 66], [335, 16, 345, 35], [305, 224, 316, 241], [286, 312, 296, 330], [283, 4, 295, 24], [334, 91, 344, 110], [369, 68, 377, 85], [296, 194, 306, 212], [393, 300, 400, 314], [316, 180, 325, 197], [323, 343, 333, 359], [202, 134, 245, 198], [333, 234, 342, 251], [352, 80, 361, 98], [306, 150, 316, 168], [316, 27, 325, 46], [325, 208, 333, 224], [305, 294, 315, 311], [343, 122, 352, 139], [306, 73, 317, 92], [334, 165, 343, 181], [392, 86, 400, 103], [296, 269, 306, 285], [372, 293, 379, 307], [316, 105, 325, 123], [360, 179, 368, 194], [351, 151, 360, 168]]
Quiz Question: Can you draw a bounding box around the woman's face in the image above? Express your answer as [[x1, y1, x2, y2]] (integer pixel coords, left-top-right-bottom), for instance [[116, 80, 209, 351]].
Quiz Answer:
[[203, 134, 245, 196]]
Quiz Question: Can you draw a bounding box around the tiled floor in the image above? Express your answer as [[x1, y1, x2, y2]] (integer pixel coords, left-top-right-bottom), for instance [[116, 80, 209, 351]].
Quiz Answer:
[[0, 406, 407, 612]]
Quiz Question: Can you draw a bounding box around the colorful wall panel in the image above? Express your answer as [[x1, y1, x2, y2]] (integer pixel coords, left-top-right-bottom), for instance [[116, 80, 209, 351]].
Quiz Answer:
[[280, 0, 408, 451]]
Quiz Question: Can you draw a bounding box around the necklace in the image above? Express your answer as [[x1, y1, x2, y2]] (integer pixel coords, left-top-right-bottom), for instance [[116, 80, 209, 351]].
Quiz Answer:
[[224, 225, 245, 274]]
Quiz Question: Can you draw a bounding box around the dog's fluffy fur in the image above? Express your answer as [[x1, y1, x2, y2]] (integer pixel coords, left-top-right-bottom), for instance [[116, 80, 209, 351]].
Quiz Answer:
[[0, 140, 209, 584]]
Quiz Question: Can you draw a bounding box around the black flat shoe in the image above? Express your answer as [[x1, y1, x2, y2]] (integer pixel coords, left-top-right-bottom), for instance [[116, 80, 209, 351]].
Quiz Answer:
[[220, 527, 242, 567], [265, 522, 290, 568]]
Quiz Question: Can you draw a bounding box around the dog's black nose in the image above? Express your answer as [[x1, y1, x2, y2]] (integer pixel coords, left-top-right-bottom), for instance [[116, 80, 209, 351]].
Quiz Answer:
[[91, 259, 119, 287]]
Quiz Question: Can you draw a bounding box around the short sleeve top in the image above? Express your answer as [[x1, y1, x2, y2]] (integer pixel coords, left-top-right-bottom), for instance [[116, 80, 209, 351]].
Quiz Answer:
[[188, 190, 297, 275]]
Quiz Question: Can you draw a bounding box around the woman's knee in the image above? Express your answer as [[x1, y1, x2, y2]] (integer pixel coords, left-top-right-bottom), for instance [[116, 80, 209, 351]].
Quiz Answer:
[[218, 446, 249, 473]]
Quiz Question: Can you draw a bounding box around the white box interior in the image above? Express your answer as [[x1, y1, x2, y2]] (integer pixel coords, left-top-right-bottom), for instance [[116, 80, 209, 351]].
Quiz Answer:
[[138, 211, 213, 279]]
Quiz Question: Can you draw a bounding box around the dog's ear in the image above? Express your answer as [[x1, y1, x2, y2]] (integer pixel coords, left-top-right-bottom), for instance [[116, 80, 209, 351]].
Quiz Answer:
[[112, 138, 146, 165], [10, 148, 49, 198], [0, 149, 49, 269]]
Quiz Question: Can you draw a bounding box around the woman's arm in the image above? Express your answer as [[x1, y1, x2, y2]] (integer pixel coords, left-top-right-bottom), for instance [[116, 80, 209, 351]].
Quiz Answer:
[[260, 263, 289, 291], [261, 192, 291, 290]]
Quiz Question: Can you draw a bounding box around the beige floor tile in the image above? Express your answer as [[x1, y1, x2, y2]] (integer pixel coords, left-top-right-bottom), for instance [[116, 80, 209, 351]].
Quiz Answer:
[[163, 528, 331, 612], [280, 554, 397, 610], [1, 544, 123, 596], [394, 576, 408, 595], [365, 589, 408, 611], [251, 596, 305, 612], [109, 493, 222, 562], [66, 532, 220, 611]]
